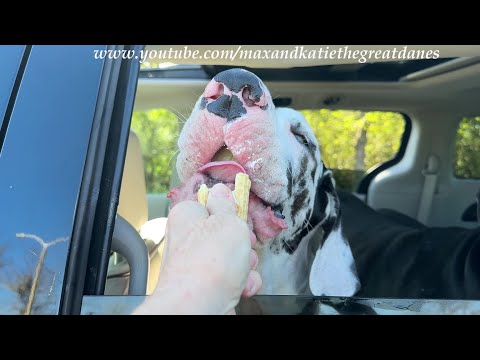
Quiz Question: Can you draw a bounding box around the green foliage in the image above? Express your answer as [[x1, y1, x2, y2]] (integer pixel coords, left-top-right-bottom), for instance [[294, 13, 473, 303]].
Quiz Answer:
[[131, 108, 406, 193], [454, 116, 480, 179], [130, 109, 179, 193], [301, 110, 405, 190]]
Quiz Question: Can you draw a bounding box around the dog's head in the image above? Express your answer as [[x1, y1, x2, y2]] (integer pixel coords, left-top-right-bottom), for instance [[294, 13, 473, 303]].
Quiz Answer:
[[168, 68, 359, 296]]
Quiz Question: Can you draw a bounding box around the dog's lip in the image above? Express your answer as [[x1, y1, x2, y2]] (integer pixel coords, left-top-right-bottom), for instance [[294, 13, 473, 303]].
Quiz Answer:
[[197, 161, 246, 183], [197, 160, 282, 211]]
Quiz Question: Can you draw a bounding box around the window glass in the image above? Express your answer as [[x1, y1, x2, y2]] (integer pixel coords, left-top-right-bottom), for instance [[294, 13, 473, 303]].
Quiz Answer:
[[0, 46, 104, 314], [130, 108, 179, 193], [454, 116, 480, 179], [0, 45, 25, 138], [301, 109, 406, 191]]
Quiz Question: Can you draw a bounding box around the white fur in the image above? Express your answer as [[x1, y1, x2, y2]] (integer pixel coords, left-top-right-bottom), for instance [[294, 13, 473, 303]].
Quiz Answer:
[[309, 224, 360, 296], [256, 230, 313, 295]]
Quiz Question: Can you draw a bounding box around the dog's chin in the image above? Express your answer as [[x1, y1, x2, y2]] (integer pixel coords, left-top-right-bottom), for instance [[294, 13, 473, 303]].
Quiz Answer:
[[168, 148, 289, 243]]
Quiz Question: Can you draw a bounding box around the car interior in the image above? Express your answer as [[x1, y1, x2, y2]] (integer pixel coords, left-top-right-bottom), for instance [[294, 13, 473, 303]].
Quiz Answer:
[[105, 45, 480, 299]]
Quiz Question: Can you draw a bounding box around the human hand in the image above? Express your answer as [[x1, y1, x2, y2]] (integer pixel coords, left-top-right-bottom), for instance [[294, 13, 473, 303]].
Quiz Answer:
[[134, 183, 261, 315]]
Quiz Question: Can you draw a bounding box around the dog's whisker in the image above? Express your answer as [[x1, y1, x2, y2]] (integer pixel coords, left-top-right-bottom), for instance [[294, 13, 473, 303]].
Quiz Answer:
[[168, 106, 189, 123], [168, 148, 180, 167], [185, 102, 196, 114], [287, 166, 293, 178], [282, 238, 294, 253], [304, 218, 314, 231]]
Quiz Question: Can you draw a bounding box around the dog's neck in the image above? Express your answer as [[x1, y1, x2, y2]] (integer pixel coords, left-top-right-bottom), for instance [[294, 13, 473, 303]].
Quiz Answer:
[[255, 219, 326, 295], [262, 222, 311, 254]]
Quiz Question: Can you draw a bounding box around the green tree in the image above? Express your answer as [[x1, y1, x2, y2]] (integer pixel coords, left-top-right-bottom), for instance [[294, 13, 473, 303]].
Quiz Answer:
[[301, 110, 405, 191], [130, 109, 180, 193], [454, 116, 480, 179]]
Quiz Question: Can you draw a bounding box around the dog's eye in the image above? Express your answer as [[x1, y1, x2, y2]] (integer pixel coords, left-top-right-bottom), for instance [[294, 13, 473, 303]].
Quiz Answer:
[[293, 132, 309, 146]]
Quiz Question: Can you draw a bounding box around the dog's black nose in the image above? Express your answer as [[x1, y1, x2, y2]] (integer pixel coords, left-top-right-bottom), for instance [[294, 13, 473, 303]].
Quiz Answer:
[[214, 69, 264, 104], [202, 69, 268, 121]]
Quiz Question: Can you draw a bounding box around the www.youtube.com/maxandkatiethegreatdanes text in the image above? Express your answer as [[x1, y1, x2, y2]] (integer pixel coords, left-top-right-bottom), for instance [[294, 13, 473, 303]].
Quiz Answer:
[[93, 46, 441, 64]]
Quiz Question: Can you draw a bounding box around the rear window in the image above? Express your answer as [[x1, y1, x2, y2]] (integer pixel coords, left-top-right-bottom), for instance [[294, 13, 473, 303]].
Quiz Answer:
[[454, 116, 480, 179], [300, 109, 406, 191], [130, 108, 179, 193]]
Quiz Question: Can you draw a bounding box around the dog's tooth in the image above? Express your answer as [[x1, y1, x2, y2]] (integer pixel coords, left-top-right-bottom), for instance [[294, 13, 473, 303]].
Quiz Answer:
[[274, 210, 285, 219]]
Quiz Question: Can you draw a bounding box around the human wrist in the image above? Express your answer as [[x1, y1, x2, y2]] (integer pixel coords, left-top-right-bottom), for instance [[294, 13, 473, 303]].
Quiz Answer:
[[135, 273, 232, 315]]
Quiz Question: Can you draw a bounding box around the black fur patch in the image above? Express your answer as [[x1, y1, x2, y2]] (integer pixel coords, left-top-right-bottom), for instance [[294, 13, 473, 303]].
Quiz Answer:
[[287, 163, 293, 196], [283, 226, 309, 254], [298, 179, 307, 188], [305, 209, 312, 221], [309, 165, 341, 246], [298, 155, 308, 181], [269, 242, 281, 254], [292, 188, 309, 219]]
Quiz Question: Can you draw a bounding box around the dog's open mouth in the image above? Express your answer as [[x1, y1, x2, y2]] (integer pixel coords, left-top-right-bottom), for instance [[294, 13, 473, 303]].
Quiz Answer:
[[168, 145, 288, 243]]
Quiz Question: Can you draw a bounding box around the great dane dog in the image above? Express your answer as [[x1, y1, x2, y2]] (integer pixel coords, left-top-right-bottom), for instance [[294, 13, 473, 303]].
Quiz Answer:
[[167, 68, 360, 298]]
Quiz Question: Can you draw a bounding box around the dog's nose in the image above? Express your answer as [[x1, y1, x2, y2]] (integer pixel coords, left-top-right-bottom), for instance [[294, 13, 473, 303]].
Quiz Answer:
[[203, 69, 268, 121]]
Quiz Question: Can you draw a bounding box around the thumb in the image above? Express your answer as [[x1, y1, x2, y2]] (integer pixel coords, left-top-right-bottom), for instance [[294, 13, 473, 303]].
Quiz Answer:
[[206, 183, 237, 216]]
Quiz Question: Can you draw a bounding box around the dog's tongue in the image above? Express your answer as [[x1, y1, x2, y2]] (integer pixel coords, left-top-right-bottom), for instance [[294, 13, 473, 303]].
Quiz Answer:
[[168, 152, 288, 242], [198, 161, 246, 183]]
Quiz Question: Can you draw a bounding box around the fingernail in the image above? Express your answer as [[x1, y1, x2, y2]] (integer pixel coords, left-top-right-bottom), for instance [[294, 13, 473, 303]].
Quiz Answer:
[[209, 184, 232, 199]]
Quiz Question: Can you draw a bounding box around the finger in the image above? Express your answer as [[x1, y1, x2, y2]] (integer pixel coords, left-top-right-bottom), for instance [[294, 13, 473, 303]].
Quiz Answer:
[[241, 270, 262, 298], [166, 200, 209, 247], [206, 183, 237, 216], [250, 249, 258, 270], [250, 230, 257, 248]]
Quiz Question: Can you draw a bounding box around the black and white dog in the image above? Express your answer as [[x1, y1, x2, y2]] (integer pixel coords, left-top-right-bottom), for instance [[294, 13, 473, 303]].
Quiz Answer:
[[167, 68, 480, 309], [168, 68, 360, 297]]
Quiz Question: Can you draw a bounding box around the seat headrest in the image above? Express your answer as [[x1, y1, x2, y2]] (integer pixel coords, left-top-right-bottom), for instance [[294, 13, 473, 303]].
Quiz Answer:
[[117, 131, 148, 231]]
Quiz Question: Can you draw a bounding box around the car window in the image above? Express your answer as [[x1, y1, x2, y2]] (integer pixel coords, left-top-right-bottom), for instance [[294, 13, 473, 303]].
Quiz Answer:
[[0, 45, 103, 314], [0, 45, 26, 136], [300, 109, 406, 191], [454, 116, 480, 179], [130, 108, 180, 194]]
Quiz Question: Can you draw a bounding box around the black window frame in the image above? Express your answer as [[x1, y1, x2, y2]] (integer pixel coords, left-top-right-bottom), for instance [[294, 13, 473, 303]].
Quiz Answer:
[[0, 45, 29, 149], [61, 45, 143, 315], [356, 113, 412, 195]]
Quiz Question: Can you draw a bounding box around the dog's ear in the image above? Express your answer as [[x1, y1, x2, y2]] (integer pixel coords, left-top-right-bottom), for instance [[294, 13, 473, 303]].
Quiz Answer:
[[309, 163, 360, 297]]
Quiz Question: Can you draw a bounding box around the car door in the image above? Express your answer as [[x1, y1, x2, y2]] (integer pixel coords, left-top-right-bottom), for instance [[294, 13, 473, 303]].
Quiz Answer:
[[0, 45, 141, 315]]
